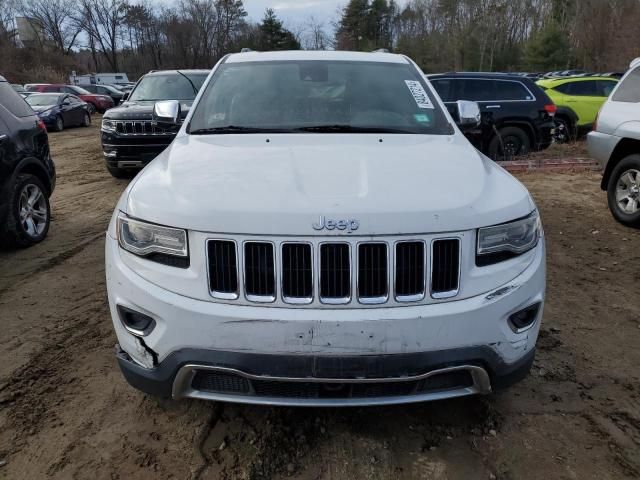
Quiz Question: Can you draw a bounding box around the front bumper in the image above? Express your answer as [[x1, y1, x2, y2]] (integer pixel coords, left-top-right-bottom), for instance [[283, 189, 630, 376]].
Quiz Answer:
[[101, 131, 174, 169], [106, 235, 545, 406]]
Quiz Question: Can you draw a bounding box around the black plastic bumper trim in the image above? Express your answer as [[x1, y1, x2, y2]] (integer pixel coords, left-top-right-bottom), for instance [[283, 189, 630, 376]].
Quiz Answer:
[[115, 345, 536, 399]]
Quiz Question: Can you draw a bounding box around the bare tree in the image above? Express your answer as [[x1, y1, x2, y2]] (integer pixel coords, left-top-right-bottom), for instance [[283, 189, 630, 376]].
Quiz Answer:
[[18, 0, 82, 53], [302, 16, 331, 50], [78, 0, 128, 71]]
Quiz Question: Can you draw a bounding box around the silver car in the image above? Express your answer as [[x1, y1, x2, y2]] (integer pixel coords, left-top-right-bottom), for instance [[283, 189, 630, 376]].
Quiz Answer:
[[588, 58, 640, 227]]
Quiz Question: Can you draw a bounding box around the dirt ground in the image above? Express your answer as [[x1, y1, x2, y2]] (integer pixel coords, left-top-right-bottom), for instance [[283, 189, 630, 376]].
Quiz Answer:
[[0, 122, 639, 480]]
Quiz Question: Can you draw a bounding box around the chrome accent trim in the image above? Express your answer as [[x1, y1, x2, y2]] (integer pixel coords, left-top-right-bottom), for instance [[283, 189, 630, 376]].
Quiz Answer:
[[280, 241, 314, 305], [172, 364, 492, 406], [394, 239, 427, 302], [430, 237, 462, 299], [242, 240, 277, 304], [205, 239, 239, 300], [318, 241, 352, 305]]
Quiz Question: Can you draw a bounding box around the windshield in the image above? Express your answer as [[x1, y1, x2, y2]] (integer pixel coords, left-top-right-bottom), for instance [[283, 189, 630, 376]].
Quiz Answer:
[[189, 60, 451, 134], [26, 94, 60, 106], [128, 73, 208, 102], [69, 86, 90, 95]]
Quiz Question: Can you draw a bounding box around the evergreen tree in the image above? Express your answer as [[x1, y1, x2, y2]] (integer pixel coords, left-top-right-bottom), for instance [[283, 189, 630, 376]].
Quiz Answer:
[[523, 22, 570, 71], [256, 8, 300, 51]]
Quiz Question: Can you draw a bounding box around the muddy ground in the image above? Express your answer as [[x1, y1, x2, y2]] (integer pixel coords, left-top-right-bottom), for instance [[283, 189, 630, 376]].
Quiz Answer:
[[0, 122, 639, 480]]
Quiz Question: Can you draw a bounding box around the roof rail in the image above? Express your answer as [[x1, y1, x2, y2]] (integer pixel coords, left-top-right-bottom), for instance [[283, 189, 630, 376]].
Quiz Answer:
[[371, 48, 389, 53], [631, 57, 640, 69], [240, 48, 253, 53]]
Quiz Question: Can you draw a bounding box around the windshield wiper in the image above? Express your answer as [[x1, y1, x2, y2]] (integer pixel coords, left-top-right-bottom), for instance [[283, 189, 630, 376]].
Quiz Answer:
[[175, 70, 198, 95], [295, 124, 414, 134], [189, 125, 292, 134]]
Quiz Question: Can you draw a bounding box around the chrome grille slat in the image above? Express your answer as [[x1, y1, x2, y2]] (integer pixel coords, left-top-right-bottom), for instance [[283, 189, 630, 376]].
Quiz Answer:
[[244, 242, 276, 302], [431, 239, 460, 298], [395, 241, 426, 301], [282, 243, 313, 303], [358, 243, 388, 303], [207, 240, 238, 299], [319, 243, 351, 304]]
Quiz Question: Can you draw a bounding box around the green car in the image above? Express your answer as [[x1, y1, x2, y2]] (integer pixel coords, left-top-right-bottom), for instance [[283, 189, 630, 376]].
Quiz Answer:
[[536, 76, 618, 141]]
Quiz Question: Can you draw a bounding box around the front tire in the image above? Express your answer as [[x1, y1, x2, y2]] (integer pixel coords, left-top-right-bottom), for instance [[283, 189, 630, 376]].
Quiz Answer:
[[489, 126, 531, 161], [554, 116, 575, 144], [53, 115, 64, 132], [1, 174, 51, 248], [81, 111, 91, 127], [87, 103, 96, 114], [607, 154, 640, 228]]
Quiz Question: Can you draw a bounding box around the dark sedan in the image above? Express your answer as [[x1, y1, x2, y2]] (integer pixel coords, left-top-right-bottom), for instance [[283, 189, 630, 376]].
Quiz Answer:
[[81, 84, 124, 105], [25, 93, 91, 132]]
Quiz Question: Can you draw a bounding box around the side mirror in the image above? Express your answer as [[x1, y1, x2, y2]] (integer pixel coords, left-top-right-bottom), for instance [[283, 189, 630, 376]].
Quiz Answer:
[[455, 100, 481, 130], [121, 92, 129, 101], [153, 100, 180, 125]]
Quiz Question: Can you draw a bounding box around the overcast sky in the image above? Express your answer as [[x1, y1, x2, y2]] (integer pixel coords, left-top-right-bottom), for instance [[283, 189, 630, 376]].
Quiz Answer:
[[243, 0, 410, 26]]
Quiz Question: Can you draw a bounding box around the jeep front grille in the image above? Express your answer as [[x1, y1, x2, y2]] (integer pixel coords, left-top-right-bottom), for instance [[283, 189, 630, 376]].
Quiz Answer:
[[113, 120, 176, 136], [206, 237, 460, 306]]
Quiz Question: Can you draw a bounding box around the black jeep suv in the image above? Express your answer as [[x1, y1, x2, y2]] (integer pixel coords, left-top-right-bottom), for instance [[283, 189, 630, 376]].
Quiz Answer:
[[0, 75, 56, 248], [428, 73, 556, 160], [101, 69, 209, 178]]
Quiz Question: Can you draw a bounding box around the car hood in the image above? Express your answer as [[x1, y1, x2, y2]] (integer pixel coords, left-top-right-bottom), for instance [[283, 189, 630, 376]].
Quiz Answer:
[[124, 134, 535, 235], [103, 100, 195, 120]]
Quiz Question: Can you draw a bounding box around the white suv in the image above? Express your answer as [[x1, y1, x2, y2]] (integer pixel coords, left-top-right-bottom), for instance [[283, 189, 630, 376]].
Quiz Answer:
[[588, 58, 640, 227], [106, 50, 545, 407]]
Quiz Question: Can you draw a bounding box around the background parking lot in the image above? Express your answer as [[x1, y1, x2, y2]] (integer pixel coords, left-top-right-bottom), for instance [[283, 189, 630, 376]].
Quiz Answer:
[[0, 123, 639, 479]]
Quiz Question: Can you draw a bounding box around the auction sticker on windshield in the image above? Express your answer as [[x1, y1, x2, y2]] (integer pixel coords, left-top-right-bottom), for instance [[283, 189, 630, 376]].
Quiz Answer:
[[405, 80, 434, 109]]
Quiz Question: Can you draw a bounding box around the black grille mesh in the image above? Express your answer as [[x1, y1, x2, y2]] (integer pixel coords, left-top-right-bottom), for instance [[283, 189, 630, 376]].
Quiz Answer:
[[208, 240, 238, 294], [282, 243, 313, 299], [320, 243, 351, 300], [358, 243, 388, 299], [431, 239, 460, 295], [244, 242, 275, 297], [395, 242, 425, 298]]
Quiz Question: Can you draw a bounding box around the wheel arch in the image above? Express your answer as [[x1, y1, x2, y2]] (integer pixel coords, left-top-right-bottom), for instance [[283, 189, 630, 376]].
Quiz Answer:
[[555, 106, 578, 126], [14, 158, 53, 196], [601, 138, 640, 190]]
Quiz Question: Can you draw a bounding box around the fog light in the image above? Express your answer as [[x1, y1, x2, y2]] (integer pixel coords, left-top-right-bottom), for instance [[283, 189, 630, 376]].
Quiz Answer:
[[117, 305, 156, 336], [508, 303, 540, 332]]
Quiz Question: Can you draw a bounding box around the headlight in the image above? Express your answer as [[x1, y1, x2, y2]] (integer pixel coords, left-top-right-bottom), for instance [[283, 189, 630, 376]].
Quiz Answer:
[[102, 118, 117, 132], [476, 211, 541, 266], [117, 213, 189, 267]]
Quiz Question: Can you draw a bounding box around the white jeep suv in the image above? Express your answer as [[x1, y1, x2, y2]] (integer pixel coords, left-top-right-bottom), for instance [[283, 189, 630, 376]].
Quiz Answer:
[[106, 50, 545, 407]]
